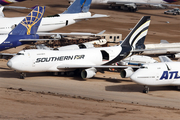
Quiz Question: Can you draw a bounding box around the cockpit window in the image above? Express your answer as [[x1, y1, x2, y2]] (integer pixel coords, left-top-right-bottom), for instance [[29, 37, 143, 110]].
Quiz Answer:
[[17, 53, 24, 55]]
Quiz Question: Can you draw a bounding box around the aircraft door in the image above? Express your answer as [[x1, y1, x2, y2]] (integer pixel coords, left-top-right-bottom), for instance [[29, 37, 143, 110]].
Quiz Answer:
[[114, 36, 116, 42], [66, 20, 68, 26], [101, 50, 109, 61]]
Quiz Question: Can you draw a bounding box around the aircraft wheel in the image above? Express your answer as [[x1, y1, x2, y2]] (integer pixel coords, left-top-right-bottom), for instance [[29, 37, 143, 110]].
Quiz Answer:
[[20, 73, 26, 79], [143, 89, 148, 93], [143, 86, 149, 93]]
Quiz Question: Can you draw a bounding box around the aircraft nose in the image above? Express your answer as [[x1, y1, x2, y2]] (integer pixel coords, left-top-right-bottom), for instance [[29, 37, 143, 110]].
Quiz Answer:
[[7, 60, 12, 68], [130, 74, 137, 82]]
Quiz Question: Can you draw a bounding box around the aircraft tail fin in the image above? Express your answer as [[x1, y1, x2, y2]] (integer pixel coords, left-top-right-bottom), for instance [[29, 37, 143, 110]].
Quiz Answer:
[[9, 6, 45, 35], [0, 6, 4, 17], [63, 0, 92, 14], [121, 16, 151, 50]]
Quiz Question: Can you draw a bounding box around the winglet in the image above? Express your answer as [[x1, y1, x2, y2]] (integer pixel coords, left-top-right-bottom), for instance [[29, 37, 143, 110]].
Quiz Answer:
[[9, 6, 45, 35], [160, 40, 169, 44]]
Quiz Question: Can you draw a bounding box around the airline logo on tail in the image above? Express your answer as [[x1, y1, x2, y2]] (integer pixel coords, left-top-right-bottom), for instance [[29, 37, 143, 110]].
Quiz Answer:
[[130, 20, 151, 50], [20, 6, 45, 35]]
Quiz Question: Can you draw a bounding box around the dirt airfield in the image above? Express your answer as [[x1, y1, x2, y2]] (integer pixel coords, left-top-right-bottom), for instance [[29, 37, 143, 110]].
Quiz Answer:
[[1, 0, 180, 119]]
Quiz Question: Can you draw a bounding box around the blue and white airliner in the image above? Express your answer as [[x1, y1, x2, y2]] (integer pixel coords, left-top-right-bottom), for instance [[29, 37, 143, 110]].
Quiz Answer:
[[0, 0, 107, 34]]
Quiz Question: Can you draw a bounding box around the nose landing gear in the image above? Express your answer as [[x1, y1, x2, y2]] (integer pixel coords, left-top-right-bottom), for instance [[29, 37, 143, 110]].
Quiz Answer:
[[143, 86, 149, 93], [20, 73, 26, 79]]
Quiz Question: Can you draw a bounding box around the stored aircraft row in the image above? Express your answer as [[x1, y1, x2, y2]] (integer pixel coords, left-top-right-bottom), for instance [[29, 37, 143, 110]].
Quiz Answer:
[[68, 0, 180, 12], [0, 0, 107, 34], [1, 0, 180, 93]]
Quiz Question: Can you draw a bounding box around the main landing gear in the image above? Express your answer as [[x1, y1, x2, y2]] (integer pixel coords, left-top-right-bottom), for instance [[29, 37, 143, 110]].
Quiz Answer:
[[143, 86, 149, 93], [20, 73, 26, 79]]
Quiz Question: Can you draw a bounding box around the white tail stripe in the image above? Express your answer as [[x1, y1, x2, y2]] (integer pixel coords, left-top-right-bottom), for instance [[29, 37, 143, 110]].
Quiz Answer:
[[132, 30, 148, 49], [129, 20, 150, 45]]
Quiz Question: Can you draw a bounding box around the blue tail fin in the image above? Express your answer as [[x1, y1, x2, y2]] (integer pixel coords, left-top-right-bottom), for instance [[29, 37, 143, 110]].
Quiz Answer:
[[9, 6, 45, 35], [63, 0, 92, 14]]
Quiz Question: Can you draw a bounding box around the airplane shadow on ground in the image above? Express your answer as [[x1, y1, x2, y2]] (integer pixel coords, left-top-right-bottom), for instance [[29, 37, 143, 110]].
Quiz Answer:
[[93, 76, 133, 83], [105, 84, 177, 92], [0, 70, 19, 78]]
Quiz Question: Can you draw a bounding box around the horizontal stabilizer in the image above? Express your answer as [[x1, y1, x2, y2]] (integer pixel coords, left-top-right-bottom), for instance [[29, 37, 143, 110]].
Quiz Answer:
[[19, 39, 59, 42]]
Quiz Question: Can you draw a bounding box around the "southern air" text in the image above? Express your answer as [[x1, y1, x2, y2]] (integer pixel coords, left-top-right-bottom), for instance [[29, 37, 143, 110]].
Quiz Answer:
[[36, 55, 85, 63]]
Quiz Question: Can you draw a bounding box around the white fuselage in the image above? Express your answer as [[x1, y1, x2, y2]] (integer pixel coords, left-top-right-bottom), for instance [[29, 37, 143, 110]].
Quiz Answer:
[[130, 62, 180, 86], [8, 45, 121, 72], [143, 43, 180, 55], [68, 0, 168, 4], [0, 12, 91, 34]]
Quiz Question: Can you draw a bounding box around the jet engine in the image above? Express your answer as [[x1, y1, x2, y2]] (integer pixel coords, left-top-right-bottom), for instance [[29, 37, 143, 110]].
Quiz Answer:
[[81, 68, 97, 79], [173, 53, 180, 58], [120, 67, 134, 78]]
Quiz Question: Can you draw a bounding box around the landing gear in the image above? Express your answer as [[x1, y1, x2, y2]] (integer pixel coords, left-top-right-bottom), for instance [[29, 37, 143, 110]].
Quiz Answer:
[[128, 7, 137, 12], [143, 86, 149, 93], [20, 73, 26, 79]]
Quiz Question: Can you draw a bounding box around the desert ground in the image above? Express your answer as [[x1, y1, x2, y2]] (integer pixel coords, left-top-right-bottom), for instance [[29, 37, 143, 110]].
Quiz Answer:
[[1, 0, 180, 119]]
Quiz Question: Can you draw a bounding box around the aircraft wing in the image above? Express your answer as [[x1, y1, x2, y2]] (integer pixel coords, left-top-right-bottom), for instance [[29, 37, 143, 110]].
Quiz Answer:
[[159, 56, 172, 62], [0, 53, 16, 59], [0, 53, 16, 56], [3, 6, 30, 9], [74, 14, 109, 20], [19, 39, 59, 42], [38, 30, 106, 37], [57, 65, 140, 69]]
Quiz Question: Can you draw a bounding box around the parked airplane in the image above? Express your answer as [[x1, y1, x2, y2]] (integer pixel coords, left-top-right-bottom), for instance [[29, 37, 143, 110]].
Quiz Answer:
[[0, 0, 25, 5], [130, 56, 180, 93], [0, 6, 45, 51], [0, 0, 108, 34], [68, 0, 180, 12], [143, 40, 180, 59], [7, 16, 151, 79]]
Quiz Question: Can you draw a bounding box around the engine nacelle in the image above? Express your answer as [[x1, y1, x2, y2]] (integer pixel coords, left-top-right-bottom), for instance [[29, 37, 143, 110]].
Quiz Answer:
[[173, 53, 180, 58], [117, 61, 128, 66], [57, 43, 95, 51], [79, 43, 95, 49], [81, 68, 97, 79], [120, 67, 134, 78]]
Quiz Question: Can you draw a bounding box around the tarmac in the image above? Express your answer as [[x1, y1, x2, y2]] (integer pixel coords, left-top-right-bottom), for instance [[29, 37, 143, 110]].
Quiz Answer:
[[1, 0, 180, 119]]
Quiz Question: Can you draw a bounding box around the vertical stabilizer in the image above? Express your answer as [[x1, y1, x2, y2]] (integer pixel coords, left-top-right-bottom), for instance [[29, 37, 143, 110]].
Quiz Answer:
[[63, 0, 92, 14], [121, 16, 151, 50], [9, 6, 45, 35]]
